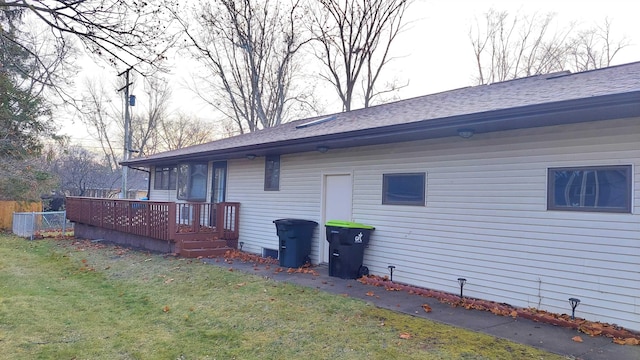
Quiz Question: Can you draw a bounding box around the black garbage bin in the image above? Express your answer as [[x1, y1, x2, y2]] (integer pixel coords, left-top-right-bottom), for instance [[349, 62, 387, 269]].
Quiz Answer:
[[325, 220, 375, 279], [273, 219, 318, 268]]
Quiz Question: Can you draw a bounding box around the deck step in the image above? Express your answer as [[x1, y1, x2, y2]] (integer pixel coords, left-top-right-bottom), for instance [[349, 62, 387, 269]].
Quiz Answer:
[[180, 239, 228, 249], [180, 247, 232, 258]]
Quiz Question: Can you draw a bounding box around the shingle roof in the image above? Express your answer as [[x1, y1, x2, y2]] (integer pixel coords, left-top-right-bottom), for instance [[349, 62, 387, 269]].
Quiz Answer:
[[124, 62, 640, 166]]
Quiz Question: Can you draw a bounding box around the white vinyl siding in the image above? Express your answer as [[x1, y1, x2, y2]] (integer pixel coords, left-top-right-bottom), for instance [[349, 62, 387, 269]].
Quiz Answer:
[[226, 157, 324, 258], [227, 117, 639, 331]]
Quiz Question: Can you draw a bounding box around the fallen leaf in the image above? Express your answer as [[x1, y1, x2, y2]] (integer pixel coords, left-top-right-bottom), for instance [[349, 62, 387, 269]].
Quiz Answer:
[[162, 306, 170, 313], [622, 338, 639, 345], [572, 336, 583, 343], [399, 332, 412, 339], [613, 338, 626, 345], [422, 304, 432, 313], [164, 278, 174, 284], [366, 291, 375, 297]]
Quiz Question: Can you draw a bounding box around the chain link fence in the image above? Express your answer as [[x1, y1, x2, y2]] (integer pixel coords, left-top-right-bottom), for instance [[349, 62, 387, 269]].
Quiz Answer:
[[12, 211, 74, 240]]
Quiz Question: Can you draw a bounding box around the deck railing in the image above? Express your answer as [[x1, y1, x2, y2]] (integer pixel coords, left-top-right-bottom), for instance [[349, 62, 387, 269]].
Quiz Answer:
[[66, 197, 239, 241]]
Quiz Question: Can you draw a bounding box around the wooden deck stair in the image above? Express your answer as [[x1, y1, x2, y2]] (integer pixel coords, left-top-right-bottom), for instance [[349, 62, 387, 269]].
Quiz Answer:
[[176, 237, 234, 258]]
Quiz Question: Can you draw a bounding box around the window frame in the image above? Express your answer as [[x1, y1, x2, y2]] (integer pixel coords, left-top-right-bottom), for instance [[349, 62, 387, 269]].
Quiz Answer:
[[153, 166, 177, 190], [211, 161, 227, 203], [264, 155, 280, 191], [177, 162, 209, 201], [547, 165, 632, 213], [382, 172, 426, 206]]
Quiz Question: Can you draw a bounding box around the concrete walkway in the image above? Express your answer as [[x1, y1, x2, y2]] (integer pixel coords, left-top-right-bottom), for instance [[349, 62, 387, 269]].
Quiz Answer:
[[203, 258, 640, 360]]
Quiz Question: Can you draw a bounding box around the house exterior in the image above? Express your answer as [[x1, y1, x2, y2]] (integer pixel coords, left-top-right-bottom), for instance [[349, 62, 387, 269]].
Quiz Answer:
[[121, 63, 640, 332]]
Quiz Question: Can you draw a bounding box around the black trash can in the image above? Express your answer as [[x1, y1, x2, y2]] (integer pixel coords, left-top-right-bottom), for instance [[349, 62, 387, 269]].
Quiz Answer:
[[273, 219, 318, 268], [325, 220, 375, 279]]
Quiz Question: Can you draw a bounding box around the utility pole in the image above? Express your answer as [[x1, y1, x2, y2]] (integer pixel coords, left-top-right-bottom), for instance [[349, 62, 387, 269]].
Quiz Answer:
[[117, 67, 134, 199]]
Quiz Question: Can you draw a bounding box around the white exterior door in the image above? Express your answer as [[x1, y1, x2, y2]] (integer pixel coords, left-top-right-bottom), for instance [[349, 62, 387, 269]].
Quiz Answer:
[[321, 174, 353, 263]]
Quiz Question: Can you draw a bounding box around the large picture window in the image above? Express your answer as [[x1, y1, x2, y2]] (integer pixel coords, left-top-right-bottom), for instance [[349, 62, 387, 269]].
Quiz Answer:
[[264, 155, 280, 191], [177, 163, 208, 201], [382, 173, 426, 206], [153, 166, 177, 190], [547, 165, 631, 213]]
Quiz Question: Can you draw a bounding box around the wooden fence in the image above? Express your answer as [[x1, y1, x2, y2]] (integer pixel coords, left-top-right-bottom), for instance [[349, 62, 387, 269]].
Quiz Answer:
[[0, 201, 41, 230]]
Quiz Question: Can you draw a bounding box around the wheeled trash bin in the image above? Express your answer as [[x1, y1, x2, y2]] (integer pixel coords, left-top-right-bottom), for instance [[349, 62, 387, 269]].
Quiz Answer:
[[273, 219, 318, 268], [325, 220, 375, 279]]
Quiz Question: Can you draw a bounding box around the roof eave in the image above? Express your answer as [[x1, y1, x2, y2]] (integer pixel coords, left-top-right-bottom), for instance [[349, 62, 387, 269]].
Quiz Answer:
[[122, 91, 640, 167]]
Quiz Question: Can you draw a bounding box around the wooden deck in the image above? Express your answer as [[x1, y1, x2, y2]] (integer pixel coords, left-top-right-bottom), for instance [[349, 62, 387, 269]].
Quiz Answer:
[[66, 197, 240, 257]]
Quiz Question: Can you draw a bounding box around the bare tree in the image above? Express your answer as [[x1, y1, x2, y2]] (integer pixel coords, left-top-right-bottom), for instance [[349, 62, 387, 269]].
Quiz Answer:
[[1, 1, 176, 77], [171, 0, 316, 134], [567, 18, 629, 72], [0, 156, 57, 200], [158, 113, 217, 151], [80, 74, 174, 167], [129, 76, 172, 157], [469, 9, 572, 84], [0, 12, 76, 103], [52, 145, 115, 197], [79, 78, 121, 171], [470, 9, 629, 85], [309, 0, 411, 111]]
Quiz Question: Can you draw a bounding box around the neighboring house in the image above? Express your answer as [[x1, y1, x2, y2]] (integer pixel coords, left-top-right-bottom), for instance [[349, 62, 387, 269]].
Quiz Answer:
[[117, 62, 639, 331], [80, 170, 149, 199]]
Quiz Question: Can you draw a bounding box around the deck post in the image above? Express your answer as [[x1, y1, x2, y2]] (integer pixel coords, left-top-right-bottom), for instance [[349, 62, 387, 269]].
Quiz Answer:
[[167, 202, 176, 241]]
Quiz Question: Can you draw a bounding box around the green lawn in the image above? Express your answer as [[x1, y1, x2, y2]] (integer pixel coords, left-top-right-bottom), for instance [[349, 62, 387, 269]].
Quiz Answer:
[[0, 234, 567, 359]]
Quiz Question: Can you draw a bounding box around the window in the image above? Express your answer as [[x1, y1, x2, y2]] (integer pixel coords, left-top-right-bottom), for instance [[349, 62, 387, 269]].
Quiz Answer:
[[211, 162, 227, 203], [264, 155, 280, 191], [547, 165, 631, 213], [382, 173, 426, 206], [177, 163, 208, 201], [154, 166, 177, 190]]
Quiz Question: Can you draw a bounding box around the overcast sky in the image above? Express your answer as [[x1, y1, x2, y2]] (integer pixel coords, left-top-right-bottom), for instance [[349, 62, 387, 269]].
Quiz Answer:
[[388, 0, 638, 99], [62, 0, 639, 147]]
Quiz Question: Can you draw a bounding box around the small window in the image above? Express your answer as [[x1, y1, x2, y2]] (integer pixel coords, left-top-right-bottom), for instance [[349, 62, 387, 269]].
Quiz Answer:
[[264, 155, 280, 191], [547, 165, 631, 213], [177, 163, 208, 201], [383, 173, 426, 206], [154, 166, 177, 190]]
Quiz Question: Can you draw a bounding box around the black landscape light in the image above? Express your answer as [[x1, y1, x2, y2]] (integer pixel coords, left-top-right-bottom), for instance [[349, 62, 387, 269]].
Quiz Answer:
[[387, 265, 396, 281], [457, 278, 467, 298], [569, 298, 581, 320]]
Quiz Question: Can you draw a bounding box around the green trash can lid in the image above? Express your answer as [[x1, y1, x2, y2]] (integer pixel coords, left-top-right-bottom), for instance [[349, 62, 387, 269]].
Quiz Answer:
[[325, 220, 375, 230]]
